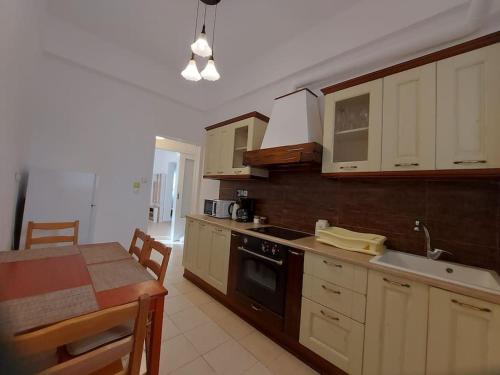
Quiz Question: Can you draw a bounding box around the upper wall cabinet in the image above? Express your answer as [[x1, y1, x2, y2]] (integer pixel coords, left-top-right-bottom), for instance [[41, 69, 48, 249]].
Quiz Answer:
[[203, 112, 269, 179], [322, 80, 383, 173], [436, 43, 500, 169], [382, 63, 437, 171]]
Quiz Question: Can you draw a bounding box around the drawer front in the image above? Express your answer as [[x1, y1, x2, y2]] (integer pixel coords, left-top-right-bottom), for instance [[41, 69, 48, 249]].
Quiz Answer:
[[302, 274, 366, 323], [300, 297, 364, 375], [304, 252, 368, 294]]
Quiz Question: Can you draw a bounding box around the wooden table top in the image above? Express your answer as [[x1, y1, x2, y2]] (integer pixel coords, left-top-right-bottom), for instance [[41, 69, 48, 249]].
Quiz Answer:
[[0, 242, 167, 334]]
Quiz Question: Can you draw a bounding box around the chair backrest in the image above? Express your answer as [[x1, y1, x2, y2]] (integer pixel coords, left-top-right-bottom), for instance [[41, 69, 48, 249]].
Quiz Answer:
[[141, 240, 171, 285], [14, 294, 150, 375], [128, 229, 152, 262], [26, 221, 79, 250]]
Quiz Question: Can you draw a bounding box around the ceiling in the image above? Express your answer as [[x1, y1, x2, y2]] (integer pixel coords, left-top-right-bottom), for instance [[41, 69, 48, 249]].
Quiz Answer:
[[46, 0, 357, 76]]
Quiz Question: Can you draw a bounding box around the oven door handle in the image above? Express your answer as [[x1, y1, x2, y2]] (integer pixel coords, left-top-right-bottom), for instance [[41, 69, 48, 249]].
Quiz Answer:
[[237, 246, 284, 266]]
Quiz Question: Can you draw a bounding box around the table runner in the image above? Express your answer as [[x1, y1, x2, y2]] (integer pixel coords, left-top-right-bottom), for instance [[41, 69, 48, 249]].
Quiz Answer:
[[88, 258, 154, 292], [0, 246, 80, 263], [0, 285, 98, 334], [79, 242, 130, 265]]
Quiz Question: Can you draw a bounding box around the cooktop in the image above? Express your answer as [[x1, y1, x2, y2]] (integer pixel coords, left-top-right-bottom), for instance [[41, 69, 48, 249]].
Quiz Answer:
[[248, 226, 311, 240]]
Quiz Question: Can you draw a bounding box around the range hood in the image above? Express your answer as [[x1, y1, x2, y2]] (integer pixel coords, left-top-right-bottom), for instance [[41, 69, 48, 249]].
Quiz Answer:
[[244, 88, 323, 168]]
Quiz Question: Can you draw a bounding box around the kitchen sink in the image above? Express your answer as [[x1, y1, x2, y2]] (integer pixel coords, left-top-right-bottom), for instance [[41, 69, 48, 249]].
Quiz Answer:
[[370, 250, 500, 294]]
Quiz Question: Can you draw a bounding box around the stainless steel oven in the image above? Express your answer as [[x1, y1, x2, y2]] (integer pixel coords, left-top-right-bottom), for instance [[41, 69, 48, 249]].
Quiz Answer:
[[234, 233, 288, 315]]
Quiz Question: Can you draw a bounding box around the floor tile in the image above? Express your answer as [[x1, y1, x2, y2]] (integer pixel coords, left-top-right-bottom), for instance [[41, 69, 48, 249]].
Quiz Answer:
[[203, 339, 257, 375], [239, 331, 285, 366], [244, 362, 273, 375], [184, 321, 231, 354], [173, 279, 199, 294], [198, 300, 232, 321], [212, 311, 255, 340], [170, 306, 210, 332], [159, 335, 200, 374], [184, 289, 214, 306], [170, 357, 216, 375], [164, 284, 181, 298], [163, 316, 182, 341], [165, 295, 195, 316], [267, 350, 319, 375]]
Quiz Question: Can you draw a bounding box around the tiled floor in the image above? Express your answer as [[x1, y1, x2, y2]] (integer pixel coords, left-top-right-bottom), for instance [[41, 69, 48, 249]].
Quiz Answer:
[[154, 243, 318, 375], [148, 221, 171, 240]]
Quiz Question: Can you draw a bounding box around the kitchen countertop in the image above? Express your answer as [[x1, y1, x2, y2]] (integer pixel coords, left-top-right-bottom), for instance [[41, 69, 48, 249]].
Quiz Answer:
[[187, 214, 500, 305]]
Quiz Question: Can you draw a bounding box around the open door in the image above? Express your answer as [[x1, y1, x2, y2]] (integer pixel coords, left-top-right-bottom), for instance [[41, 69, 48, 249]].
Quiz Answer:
[[171, 153, 198, 241]]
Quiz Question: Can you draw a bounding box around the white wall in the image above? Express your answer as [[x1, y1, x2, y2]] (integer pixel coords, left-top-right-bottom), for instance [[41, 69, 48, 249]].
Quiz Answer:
[[0, 0, 41, 249], [26, 54, 203, 247]]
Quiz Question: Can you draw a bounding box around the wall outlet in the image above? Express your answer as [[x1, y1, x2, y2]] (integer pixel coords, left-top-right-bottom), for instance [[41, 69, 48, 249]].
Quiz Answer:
[[236, 189, 248, 197]]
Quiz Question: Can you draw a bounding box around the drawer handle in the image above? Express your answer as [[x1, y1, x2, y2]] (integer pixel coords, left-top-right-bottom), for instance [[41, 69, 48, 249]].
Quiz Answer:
[[451, 299, 491, 313], [323, 260, 343, 268], [235, 170, 243, 174], [217, 171, 224, 174], [251, 304, 263, 312], [321, 285, 341, 295], [320, 310, 339, 321], [289, 250, 303, 256], [453, 160, 486, 165], [394, 162, 419, 167], [383, 277, 410, 288], [340, 165, 358, 170]]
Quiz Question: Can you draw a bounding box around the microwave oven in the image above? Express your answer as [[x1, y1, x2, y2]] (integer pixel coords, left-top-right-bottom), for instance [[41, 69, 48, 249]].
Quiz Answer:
[[204, 199, 235, 218]]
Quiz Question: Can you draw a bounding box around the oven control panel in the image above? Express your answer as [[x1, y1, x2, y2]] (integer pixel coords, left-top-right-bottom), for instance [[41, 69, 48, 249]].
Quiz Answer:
[[241, 235, 287, 261]]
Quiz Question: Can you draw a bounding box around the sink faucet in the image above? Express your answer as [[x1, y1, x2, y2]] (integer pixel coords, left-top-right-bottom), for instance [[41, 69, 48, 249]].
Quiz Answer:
[[414, 220, 453, 260]]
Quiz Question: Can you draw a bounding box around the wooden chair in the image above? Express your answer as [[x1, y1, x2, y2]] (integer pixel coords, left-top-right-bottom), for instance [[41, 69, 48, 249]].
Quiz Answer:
[[26, 221, 79, 249], [128, 229, 152, 263], [14, 295, 150, 375], [141, 240, 172, 285]]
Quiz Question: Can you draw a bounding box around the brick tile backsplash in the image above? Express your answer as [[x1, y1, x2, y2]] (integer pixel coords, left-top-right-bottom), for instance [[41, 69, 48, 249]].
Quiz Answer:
[[219, 171, 500, 272]]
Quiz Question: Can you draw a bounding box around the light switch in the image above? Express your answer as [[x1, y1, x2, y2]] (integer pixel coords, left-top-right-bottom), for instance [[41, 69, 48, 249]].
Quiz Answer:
[[133, 181, 141, 193]]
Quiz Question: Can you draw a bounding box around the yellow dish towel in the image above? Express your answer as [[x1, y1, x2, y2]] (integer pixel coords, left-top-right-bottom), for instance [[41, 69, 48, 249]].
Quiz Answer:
[[317, 227, 386, 255]]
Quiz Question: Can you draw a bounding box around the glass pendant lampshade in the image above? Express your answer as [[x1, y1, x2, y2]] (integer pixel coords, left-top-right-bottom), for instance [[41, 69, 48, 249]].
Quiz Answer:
[[181, 54, 201, 81], [191, 25, 212, 57], [201, 56, 220, 81]]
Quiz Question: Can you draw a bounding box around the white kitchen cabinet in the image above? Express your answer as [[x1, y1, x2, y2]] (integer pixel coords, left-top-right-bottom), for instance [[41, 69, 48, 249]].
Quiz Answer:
[[182, 218, 231, 295], [204, 114, 268, 178], [300, 297, 364, 375], [203, 127, 232, 176], [182, 218, 199, 271], [436, 43, 500, 170], [205, 226, 231, 294], [322, 79, 383, 173], [427, 287, 500, 375], [363, 270, 429, 375], [382, 63, 436, 171]]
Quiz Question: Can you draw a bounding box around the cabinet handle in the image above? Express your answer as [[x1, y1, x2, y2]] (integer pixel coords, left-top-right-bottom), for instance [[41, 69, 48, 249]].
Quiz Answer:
[[323, 260, 343, 268], [217, 171, 224, 174], [215, 228, 223, 232], [235, 170, 242, 174], [251, 304, 263, 312], [451, 299, 491, 313], [453, 160, 486, 165], [320, 310, 339, 321], [321, 285, 341, 294], [289, 250, 303, 256], [394, 163, 419, 167], [231, 233, 239, 237], [340, 165, 358, 170], [383, 277, 410, 288]]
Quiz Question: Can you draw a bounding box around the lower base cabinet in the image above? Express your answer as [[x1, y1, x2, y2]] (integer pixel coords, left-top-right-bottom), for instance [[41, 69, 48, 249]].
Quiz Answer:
[[426, 287, 500, 375], [363, 270, 429, 375], [183, 219, 230, 294], [299, 297, 364, 375]]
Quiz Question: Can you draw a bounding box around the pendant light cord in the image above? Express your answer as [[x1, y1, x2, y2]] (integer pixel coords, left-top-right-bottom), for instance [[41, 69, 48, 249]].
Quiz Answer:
[[192, 0, 200, 42], [211, 4, 218, 57]]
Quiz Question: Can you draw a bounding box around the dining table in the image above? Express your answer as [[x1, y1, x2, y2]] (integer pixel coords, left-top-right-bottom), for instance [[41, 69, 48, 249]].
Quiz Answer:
[[0, 242, 167, 375]]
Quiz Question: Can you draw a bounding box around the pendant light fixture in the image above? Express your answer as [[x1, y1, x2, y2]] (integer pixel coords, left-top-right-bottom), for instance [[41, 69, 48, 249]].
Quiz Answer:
[[182, 0, 221, 82], [201, 3, 220, 81]]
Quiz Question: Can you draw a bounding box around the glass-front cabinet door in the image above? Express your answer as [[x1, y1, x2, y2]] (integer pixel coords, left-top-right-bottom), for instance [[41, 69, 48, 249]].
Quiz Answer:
[[322, 79, 383, 173], [228, 119, 252, 176]]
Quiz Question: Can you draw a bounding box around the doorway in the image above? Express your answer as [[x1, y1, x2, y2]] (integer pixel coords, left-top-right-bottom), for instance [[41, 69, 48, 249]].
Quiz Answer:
[[149, 137, 201, 243]]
